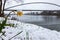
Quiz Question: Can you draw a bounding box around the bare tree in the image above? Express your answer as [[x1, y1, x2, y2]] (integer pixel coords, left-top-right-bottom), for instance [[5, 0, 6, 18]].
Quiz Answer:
[[0, 0, 3, 17], [0, 0, 6, 17]]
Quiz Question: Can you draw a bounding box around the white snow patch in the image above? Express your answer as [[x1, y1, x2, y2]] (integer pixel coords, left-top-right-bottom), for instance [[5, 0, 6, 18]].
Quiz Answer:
[[0, 19, 60, 40]]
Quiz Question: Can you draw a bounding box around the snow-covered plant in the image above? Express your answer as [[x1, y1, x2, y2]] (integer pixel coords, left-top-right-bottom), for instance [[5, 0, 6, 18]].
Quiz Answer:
[[0, 0, 23, 40], [0, 0, 23, 33], [0, 12, 14, 33], [0, 10, 23, 35]]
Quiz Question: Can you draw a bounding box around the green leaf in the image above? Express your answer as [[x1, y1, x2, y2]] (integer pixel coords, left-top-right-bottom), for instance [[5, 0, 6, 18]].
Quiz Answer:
[[0, 24, 14, 27], [0, 17, 7, 33]]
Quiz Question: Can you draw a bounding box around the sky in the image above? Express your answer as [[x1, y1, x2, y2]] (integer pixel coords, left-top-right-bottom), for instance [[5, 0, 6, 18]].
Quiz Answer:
[[5, 0, 60, 10], [4, 0, 60, 14]]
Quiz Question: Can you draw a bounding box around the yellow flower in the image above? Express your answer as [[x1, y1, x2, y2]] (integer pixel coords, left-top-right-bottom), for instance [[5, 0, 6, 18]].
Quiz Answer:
[[17, 11, 23, 16]]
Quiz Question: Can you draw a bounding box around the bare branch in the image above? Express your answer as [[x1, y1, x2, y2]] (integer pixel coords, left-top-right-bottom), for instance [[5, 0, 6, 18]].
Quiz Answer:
[[3, 0, 6, 11]]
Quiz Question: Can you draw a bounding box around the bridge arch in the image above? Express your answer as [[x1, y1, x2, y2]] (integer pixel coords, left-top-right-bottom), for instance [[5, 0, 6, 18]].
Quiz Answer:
[[5, 2, 60, 10]]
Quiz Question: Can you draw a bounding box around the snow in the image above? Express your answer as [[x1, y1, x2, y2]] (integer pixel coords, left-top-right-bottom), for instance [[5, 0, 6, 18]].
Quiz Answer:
[[0, 18, 60, 40], [2, 0, 60, 40]]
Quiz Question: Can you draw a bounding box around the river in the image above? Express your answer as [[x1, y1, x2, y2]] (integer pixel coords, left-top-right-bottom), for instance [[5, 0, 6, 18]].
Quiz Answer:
[[12, 15, 60, 31]]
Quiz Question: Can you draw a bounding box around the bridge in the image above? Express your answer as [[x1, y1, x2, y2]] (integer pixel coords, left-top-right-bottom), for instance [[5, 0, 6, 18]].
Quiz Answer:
[[4, 2, 60, 16]]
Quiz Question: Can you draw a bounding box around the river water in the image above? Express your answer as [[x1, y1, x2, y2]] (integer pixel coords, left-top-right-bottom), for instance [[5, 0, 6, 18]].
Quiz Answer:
[[12, 15, 60, 31]]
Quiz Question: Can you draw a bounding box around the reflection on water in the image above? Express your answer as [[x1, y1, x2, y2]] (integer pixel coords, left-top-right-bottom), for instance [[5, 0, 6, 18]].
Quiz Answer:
[[12, 15, 60, 31]]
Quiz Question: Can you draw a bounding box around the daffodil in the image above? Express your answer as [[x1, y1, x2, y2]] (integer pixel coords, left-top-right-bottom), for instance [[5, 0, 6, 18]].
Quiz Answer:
[[17, 11, 23, 16]]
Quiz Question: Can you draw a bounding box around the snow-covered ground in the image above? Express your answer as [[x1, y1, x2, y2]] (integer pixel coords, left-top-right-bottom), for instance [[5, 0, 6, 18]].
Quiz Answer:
[[0, 18, 60, 40], [2, 0, 60, 40]]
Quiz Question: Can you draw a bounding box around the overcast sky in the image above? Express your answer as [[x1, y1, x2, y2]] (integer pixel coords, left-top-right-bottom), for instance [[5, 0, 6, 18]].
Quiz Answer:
[[5, 0, 60, 10]]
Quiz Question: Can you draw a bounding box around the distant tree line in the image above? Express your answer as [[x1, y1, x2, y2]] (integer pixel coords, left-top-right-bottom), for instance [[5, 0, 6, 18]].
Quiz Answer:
[[25, 11, 60, 16], [41, 11, 60, 16]]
